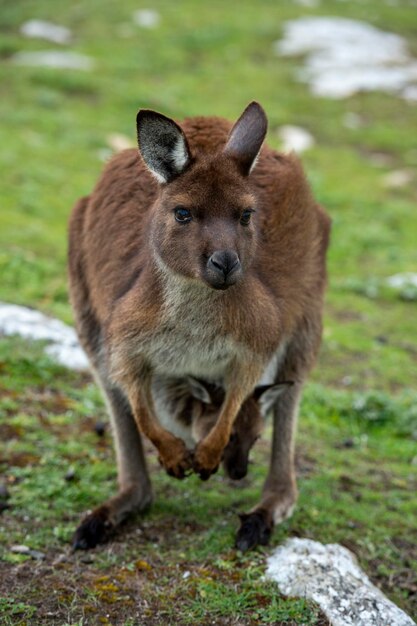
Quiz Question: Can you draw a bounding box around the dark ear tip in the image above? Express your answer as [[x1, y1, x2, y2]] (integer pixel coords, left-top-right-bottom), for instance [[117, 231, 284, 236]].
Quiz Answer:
[[245, 101, 267, 122], [136, 109, 163, 126], [247, 100, 265, 112]]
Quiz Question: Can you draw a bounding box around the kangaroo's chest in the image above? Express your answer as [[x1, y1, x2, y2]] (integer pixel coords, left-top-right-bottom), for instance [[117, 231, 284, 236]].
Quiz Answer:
[[140, 283, 248, 380], [144, 310, 239, 380]]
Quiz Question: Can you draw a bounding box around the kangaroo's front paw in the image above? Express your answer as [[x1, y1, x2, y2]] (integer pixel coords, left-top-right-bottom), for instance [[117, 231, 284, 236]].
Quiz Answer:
[[158, 438, 193, 479], [72, 505, 114, 550], [193, 442, 222, 481]]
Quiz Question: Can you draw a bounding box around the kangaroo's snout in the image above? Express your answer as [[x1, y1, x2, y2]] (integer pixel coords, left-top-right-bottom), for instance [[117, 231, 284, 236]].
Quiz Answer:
[[206, 250, 241, 290]]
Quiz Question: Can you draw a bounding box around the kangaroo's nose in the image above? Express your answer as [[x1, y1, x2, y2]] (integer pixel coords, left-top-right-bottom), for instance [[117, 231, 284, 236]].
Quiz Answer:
[[207, 250, 241, 279]]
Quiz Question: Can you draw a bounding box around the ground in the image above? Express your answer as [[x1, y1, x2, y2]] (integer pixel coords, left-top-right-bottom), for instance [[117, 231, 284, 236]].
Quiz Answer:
[[0, 0, 416, 624]]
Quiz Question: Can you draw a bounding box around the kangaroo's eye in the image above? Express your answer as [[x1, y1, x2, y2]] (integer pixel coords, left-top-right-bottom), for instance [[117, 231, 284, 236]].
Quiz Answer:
[[174, 207, 192, 223], [240, 209, 254, 226]]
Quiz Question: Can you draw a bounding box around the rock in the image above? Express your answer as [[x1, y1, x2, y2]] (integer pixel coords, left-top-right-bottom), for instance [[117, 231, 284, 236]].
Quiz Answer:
[[133, 9, 160, 29], [20, 20, 72, 45], [382, 169, 414, 188], [28, 549, 46, 560], [0, 302, 89, 370], [106, 133, 135, 152], [45, 343, 89, 370], [387, 273, 417, 289], [386, 273, 417, 301], [10, 544, 45, 560], [11, 545, 31, 554], [403, 85, 417, 102], [13, 51, 94, 71], [294, 0, 320, 6], [267, 538, 416, 626], [278, 125, 315, 153], [274, 17, 417, 101]]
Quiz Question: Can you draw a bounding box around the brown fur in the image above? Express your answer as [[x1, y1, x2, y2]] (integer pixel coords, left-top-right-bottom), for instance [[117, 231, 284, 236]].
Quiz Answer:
[[68, 102, 330, 550]]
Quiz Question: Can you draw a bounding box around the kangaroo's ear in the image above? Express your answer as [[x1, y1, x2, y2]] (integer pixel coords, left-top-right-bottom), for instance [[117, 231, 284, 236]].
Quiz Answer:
[[224, 101, 268, 176], [136, 110, 191, 183], [254, 381, 293, 417], [186, 377, 212, 404]]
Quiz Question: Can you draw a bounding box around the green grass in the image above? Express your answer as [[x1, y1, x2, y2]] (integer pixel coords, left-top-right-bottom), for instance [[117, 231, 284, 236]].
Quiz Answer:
[[0, 337, 416, 623], [1, 0, 417, 623]]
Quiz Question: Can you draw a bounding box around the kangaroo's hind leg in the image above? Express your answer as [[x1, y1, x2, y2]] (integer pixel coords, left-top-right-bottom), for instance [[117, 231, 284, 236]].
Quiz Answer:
[[73, 377, 153, 549]]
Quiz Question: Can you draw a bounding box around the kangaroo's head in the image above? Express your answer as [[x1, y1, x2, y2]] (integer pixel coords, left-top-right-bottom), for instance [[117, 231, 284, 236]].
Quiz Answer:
[[136, 102, 267, 290]]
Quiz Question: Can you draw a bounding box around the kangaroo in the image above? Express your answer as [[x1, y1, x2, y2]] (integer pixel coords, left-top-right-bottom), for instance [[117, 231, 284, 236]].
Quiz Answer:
[[68, 101, 330, 551], [153, 377, 291, 480]]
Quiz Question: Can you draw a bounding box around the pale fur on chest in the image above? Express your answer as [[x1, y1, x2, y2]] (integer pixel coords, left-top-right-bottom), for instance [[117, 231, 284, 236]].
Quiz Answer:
[[142, 274, 251, 380]]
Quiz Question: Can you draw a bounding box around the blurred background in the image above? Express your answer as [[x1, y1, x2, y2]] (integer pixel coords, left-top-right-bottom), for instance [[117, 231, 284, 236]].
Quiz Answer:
[[0, 1, 416, 623]]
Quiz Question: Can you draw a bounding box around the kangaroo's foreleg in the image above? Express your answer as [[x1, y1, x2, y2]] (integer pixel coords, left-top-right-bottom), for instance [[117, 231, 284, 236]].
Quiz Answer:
[[73, 383, 153, 549], [128, 377, 194, 479], [193, 361, 264, 480]]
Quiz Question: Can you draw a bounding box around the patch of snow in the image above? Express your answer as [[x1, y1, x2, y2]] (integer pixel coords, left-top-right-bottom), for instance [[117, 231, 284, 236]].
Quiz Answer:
[[0, 303, 88, 371], [20, 20, 72, 45], [13, 51, 94, 71], [275, 17, 417, 100], [278, 125, 315, 153], [267, 538, 416, 626], [133, 9, 160, 29]]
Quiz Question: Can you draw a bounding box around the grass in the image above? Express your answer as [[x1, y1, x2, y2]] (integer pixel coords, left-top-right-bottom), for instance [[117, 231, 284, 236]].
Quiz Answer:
[[1, 0, 416, 624]]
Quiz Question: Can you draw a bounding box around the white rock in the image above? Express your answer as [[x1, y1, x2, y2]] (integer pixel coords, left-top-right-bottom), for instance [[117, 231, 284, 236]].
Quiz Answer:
[[403, 85, 417, 102], [278, 125, 315, 153], [13, 51, 94, 71], [20, 20, 72, 45], [267, 538, 416, 626], [275, 17, 417, 100], [0, 302, 88, 371], [293, 0, 320, 6], [386, 273, 417, 289], [382, 169, 414, 188], [45, 343, 89, 371], [11, 545, 31, 554], [106, 133, 135, 152], [133, 9, 160, 29]]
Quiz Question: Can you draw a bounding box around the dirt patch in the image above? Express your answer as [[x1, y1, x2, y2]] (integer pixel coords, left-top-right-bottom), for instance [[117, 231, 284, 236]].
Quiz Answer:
[[0, 550, 331, 625]]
